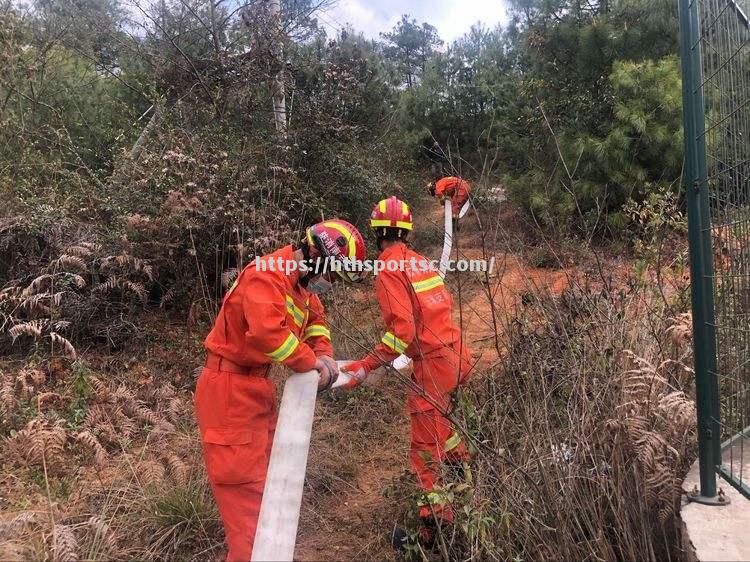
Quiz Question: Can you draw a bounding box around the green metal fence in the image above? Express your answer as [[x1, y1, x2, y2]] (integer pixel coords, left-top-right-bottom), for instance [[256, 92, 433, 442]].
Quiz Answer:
[[679, 0, 750, 503]]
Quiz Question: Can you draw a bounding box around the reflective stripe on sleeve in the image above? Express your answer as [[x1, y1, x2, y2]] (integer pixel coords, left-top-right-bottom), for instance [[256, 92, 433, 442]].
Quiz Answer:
[[267, 332, 300, 362], [303, 324, 331, 341], [286, 295, 306, 328], [444, 432, 462, 452], [381, 331, 408, 354]]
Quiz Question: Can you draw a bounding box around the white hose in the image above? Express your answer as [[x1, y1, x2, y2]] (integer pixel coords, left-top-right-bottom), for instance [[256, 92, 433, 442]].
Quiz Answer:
[[458, 198, 471, 219], [439, 199, 453, 279], [252, 361, 356, 561], [251, 370, 318, 562]]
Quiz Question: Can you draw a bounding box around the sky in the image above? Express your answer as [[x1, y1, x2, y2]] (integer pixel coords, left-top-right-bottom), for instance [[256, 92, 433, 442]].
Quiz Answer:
[[318, 0, 510, 44]]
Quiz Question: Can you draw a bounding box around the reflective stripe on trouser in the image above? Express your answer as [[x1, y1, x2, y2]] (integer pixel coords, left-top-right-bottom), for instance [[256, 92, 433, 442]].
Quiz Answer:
[[407, 346, 473, 522], [194, 365, 277, 561]]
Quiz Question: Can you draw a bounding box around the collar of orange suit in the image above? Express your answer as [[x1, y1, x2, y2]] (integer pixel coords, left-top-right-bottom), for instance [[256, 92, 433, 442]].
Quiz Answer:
[[277, 244, 302, 286], [378, 241, 407, 261]]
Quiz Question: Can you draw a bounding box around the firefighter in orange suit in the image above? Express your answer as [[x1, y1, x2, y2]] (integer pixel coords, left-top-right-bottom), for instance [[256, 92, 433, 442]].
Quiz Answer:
[[194, 219, 367, 561], [341, 197, 473, 547], [430, 176, 471, 218]]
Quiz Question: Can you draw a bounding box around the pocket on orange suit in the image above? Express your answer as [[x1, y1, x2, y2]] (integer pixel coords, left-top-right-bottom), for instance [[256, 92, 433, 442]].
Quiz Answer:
[[202, 427, 269, 485]]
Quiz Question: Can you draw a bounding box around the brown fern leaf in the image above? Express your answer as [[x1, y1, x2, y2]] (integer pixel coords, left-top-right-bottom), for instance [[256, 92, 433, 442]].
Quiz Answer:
[[138, 460, 166, 485], [9, 320, 45, 340], [37, 392, 63, 409], [221, 268, 239, 289], [112, 384, 137, 405], [49, 333, 76, 360], [67, 274, 86, 289], [159, 287, 176, 308], [84, 404, 116, 428], [50, 524, 78, 562], [666, 312, 692, 348], [63, 246, 92, 258], [164, 454, 189, 486], [6, 419, 68, 471], [14, 371, 35, 400], [52, 320, 71, 332], [130, 402, 162, 427], [644, 463, 675, 509], [165, 396, 183, 423], [74, 431, 107, 466], [93, 275, 122, 295], [635, 431, 679, 474], [51, 255, 87, 272], [123, 281, 148, 304], [657, 392, 695, 435], [0, 511, 43, 540], [22, 274, 53, 297], [151, 383, 176, 401], [0, 286, 22, 303], [85, 516, 117, 554], [622, 415, 651, 443], [25, 368, 46, 387], [0, 377, 15, 417], [19, 292, 55, 312], [88, 377, 113, 403]]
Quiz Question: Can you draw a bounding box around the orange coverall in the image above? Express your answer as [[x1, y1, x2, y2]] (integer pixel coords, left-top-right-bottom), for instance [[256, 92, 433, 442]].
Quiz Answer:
[[434, 176, 471, 216], [194, 245, 332, 561], [359, 242, 473, 520]]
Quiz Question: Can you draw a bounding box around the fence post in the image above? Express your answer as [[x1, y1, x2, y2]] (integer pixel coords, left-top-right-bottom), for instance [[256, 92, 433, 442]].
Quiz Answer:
[[678, 0, 724, 504]]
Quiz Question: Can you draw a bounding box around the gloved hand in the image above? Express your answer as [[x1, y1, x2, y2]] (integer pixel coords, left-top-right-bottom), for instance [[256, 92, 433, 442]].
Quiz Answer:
[[339, 360, 370, 390], [315, 355, 339, 393]]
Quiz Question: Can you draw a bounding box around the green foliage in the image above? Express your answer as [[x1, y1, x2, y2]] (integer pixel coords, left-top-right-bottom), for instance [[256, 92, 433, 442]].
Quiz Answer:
[[380, 15, 443, 89], [508, 56, 683, 232]]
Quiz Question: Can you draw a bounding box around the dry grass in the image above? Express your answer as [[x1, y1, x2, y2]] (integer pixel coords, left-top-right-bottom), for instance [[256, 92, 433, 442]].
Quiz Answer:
[[411, 281, 698, 562]]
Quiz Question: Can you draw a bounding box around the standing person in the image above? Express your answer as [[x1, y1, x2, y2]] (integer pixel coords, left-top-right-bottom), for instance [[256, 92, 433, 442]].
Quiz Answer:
[[341, 197, 473, 547], [430, 175, 472, 220], [195, 220, 367, 561]]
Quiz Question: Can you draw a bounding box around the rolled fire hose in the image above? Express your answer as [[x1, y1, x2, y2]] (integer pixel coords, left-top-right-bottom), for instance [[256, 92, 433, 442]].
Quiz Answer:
[[253, 202, 457, 560]]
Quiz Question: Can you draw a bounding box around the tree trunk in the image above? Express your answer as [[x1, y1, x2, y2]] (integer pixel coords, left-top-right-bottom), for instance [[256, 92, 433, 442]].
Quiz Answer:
[[269, 0, 287, 135]]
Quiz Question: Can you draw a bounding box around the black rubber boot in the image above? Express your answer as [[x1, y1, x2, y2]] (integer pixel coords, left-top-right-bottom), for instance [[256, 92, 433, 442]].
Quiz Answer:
[[390, 523, 436, 551], [390, 526, 409, 551]]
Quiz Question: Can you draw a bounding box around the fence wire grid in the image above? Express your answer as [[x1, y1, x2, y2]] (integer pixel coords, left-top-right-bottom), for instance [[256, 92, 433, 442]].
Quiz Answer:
[[698, 0, 750, 498]]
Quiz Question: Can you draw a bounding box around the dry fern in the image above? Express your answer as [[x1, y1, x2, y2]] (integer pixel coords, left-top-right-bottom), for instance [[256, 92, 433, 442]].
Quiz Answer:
[[88, 377, 113, 403], [50, 524, 78, 562], [51, 255, 87, 272], [138, 460, 166, 485], [0, 377, 15, 417], [49, 332, 76, 360], [85, 516, 117, 554], [164, 454, 189, 486], [0, 511, 43, 540], [9, 320, 45, 340], [666, 312, 692, 348], [74, 431, 108, 466], [5, 418, 68, 471]]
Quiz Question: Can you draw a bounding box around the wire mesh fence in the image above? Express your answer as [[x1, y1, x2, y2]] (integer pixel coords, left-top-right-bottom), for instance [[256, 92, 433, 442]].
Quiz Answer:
[[684, 0, 750, 499]]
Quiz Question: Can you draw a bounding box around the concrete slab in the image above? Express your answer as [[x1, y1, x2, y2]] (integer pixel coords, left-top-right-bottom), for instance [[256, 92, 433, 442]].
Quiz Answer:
[[681, 436, 750, 561]]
